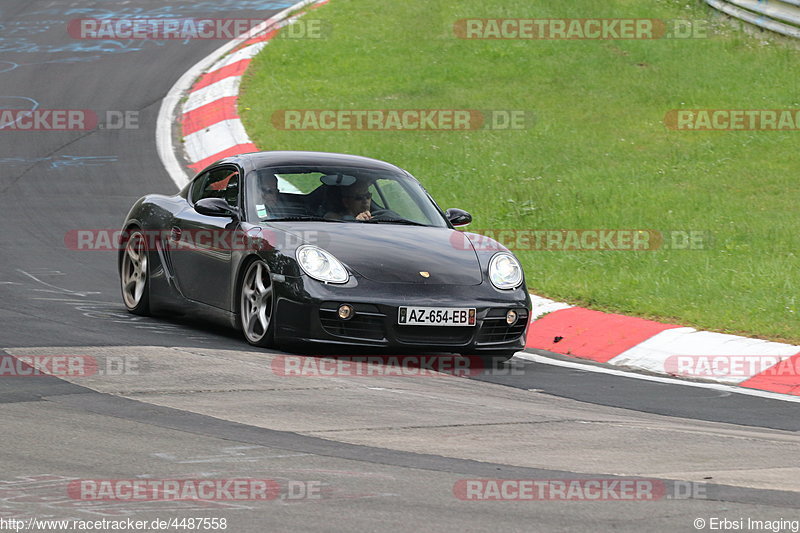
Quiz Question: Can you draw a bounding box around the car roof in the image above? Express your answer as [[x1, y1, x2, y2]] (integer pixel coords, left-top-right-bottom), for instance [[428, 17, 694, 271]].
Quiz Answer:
[[216, 151, 408, 174]]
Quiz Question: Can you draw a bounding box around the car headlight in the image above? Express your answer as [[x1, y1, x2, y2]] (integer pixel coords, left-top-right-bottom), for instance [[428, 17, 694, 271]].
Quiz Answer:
[[296, 245, 349, 284], [488, 252, 523, 289]]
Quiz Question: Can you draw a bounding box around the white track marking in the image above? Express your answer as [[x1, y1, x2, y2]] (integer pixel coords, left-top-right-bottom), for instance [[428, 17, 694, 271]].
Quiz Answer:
[[211, 42, 268, 71], [17, 269, 100, 297], [608, 328, 800, 385], [529, 294, 574, 321], [183, 77, 242, 113], [183, 119, 252, 161], [514, 352, 800, 404]]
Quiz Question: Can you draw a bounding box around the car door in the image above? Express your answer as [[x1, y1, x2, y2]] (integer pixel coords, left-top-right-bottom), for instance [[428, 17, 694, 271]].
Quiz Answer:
[[168, 165, 241, 310]]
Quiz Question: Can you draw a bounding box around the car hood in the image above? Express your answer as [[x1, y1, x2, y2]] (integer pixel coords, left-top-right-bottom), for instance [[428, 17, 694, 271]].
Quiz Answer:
[[270, 222, 483, 285]]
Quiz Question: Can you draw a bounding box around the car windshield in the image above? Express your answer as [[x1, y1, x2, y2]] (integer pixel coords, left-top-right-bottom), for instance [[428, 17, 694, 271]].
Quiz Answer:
[[244, 165, 448, 227]]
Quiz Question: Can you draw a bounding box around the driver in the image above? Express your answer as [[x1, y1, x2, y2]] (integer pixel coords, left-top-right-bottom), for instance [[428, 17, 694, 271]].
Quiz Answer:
[[325, 180, 373, 221]]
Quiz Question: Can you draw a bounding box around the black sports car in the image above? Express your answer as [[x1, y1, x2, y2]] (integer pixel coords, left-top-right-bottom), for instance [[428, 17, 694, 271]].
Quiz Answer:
[[119, 151, 531, 364]]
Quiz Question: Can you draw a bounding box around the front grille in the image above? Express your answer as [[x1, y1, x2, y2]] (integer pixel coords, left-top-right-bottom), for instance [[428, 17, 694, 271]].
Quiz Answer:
[[319, 303, 386, 341], [476, 308, 529, 344], [395, 325, 474, 345]]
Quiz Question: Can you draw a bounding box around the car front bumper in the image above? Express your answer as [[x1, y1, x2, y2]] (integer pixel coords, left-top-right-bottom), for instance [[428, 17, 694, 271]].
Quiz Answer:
[[272, 274, 531, 354]]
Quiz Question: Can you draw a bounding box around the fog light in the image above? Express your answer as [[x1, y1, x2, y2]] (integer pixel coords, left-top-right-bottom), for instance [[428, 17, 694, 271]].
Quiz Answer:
[[338, 304, 354, 320], [505, 309, 518, 325]]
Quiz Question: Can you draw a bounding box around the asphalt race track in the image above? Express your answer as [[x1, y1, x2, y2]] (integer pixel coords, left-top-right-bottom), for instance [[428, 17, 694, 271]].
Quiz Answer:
[[1, 1, 798, 531]]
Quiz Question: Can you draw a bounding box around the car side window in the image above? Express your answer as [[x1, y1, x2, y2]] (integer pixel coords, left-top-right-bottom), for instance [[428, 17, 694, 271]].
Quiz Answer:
[[191, 167, 240, 207]]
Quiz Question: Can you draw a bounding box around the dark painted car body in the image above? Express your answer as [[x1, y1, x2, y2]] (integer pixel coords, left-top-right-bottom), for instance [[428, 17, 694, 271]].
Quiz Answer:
[[119, 151, 531, 355]]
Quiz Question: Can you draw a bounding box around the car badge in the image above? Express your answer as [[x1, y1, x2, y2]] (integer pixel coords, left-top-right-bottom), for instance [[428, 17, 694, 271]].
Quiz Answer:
[[419, 271, 430, 278]]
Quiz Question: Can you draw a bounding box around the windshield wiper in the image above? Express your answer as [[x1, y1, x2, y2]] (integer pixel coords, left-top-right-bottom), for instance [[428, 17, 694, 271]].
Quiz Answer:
[[265, 215, 343, 222], [363, 218, 429, 227]]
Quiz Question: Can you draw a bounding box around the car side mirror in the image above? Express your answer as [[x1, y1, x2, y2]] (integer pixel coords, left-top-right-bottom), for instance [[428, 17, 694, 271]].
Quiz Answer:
[[445, 208, 472, 227], [195, 197, 239, 219]]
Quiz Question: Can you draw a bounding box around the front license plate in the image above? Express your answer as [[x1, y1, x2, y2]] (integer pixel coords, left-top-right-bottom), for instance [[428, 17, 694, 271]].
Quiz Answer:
[[398, 307, 476, 326]]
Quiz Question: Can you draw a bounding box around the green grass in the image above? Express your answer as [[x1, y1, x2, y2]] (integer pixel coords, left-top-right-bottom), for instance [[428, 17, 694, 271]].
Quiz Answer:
[[239, 0, 800, 343]]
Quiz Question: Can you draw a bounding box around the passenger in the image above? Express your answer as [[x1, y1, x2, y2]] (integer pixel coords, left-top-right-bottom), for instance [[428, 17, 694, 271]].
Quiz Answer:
[[325, 180, 373, 221], [255, 173, 284, 218]]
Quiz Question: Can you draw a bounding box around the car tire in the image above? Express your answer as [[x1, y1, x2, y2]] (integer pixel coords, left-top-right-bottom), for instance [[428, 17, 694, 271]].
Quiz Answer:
[[120, 229, 151, 316], [239, 259, 275, 347]]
